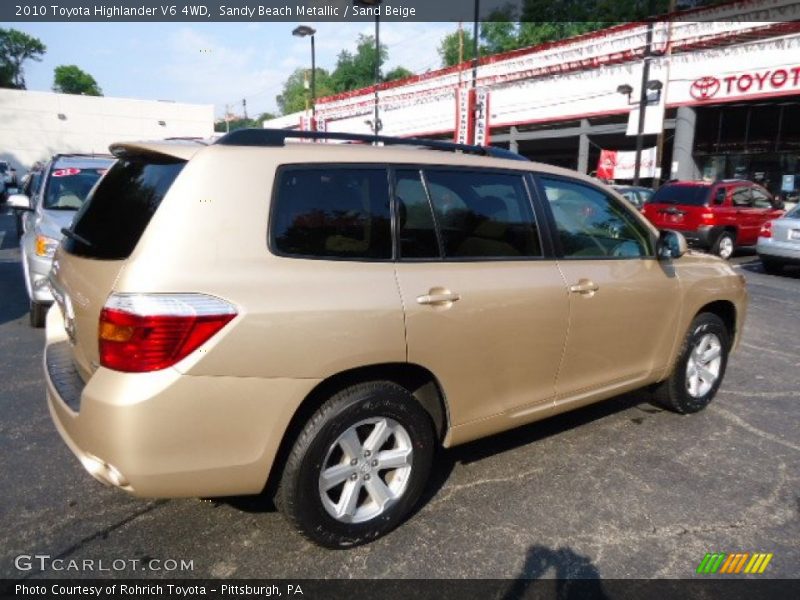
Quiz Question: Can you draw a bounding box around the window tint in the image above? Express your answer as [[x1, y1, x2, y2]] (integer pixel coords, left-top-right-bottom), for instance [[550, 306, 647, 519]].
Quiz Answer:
[[650, 184, 710, 206], [272, 168, 391, 260], [395, 170, 440, 259], [422, 170, 541, 258], [731, 187, 752, 207], [64, 157, 186, 259], [752, 187, 772, 209], [541, 177, 653, 258], [713, 187, 727, 205]]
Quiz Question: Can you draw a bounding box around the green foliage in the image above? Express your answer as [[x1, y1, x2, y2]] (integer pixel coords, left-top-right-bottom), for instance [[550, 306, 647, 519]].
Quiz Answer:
[[383, 66, 413, 83], [276, 35, 414, 115], [52, 64, 102, 96], [214, 117, 264, 133], [276, 67, 335, 115], [0, 28, 46, 89], [331, 34, 388, 93], [438, 29, 478, 67]]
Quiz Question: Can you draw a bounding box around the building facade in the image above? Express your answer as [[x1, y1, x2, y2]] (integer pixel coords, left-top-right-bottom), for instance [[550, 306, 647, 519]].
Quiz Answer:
[[0, 89, 214, 172], [267, 0, 800, 198]]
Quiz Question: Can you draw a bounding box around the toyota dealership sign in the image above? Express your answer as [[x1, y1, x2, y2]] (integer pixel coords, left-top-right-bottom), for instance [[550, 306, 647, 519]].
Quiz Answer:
[[689, 66, 800, 102]]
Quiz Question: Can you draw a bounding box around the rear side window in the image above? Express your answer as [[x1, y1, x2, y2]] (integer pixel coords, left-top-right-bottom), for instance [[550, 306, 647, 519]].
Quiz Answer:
[[651, 185, 710, 206], [271, 168, 392, 260], [64, 157, 185, 259], [420, 170, 542, 259]]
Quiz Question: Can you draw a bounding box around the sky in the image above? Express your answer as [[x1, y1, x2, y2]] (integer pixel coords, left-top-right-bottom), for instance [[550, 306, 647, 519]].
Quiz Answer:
[[4, 21, 456, 119]]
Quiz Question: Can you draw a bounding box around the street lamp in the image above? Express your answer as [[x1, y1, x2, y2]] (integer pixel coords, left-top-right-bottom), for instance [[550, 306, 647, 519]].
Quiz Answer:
[[292, 25, 317, 118], [354, 0, 383, 136]]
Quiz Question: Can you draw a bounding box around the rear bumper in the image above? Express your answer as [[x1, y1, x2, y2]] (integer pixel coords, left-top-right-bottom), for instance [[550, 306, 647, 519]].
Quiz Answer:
[[680, 226, 716, 249], [756, 238, 800, 263], [44, 306, 319, 498]]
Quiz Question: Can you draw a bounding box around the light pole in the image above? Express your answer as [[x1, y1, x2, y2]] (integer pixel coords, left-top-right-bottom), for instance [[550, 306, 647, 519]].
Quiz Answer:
[[292, 25, 317, 119], [355, 0, 383, 136]]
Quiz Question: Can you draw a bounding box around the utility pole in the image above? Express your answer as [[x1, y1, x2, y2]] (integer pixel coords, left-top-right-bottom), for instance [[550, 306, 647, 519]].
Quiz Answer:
[[633, 22, 654, 186], [471, 0, 480, 89], [653, 0, 677, 188], [224, 103, 230, 133], [242, 98, 247, 120]]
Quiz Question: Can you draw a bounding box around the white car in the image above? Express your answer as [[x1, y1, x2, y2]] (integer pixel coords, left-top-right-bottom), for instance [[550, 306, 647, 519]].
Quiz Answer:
[[757, 204, 800, 274]]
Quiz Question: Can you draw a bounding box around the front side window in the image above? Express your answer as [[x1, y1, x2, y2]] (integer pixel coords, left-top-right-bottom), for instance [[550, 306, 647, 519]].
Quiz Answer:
[[272, 168, 392, 260], [541, 177, 653, 259], [752, 187, 772, 209], [420, 170, 542, 259]]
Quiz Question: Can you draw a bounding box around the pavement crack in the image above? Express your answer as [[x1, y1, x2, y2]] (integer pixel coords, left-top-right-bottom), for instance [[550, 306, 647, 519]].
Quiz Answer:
[[710, 406, 800, 453]]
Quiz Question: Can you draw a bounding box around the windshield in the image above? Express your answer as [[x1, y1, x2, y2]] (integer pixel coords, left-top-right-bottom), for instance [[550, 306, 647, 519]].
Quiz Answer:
[[650, 185, 711, 206], [43, 167, 109, 210]]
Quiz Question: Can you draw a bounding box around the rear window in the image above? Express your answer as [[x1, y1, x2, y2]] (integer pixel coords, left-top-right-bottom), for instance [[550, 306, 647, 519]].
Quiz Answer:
[[271, 167, 392, 260], [63, 156, 185, 260], [43, 167, 109, 210], [650, 184, 711, 206]]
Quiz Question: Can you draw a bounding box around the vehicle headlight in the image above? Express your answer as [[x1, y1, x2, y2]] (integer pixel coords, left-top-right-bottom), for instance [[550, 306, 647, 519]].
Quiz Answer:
[[35, 234, 58, 258]]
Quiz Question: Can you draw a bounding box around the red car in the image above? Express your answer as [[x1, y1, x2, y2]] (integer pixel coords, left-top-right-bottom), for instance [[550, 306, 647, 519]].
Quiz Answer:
[[643, 180, 784, 259]]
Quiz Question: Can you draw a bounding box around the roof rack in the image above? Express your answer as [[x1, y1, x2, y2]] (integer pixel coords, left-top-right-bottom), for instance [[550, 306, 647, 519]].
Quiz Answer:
[[214, 128, 528, 162]]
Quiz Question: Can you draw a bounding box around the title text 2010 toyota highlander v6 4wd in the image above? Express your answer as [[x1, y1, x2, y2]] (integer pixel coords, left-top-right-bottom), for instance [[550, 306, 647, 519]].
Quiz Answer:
[[45, 130, 747, 548]]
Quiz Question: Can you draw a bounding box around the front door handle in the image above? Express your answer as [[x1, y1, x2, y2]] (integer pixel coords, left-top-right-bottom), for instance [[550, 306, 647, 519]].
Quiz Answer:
[[417, 289, 461, 306], [569, 279, 599, 295]]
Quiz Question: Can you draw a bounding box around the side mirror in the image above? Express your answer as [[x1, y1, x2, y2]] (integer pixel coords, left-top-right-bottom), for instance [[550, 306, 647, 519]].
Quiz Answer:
[[657, 230, 688, 260], [7, 193, 32, 211]]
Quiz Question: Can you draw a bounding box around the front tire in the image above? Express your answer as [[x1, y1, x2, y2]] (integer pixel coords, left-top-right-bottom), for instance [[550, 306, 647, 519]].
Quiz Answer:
[[651, 313, 730, 414], [276, 381, 435, 548]]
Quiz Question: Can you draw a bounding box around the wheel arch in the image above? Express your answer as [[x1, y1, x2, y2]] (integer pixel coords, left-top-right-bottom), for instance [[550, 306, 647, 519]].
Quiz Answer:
[[263, 362, 449, 497], [696, 299, 737, 346]]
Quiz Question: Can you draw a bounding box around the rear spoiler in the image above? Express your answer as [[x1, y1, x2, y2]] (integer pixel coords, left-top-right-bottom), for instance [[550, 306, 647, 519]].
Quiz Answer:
[[108, 140, 208, 162]]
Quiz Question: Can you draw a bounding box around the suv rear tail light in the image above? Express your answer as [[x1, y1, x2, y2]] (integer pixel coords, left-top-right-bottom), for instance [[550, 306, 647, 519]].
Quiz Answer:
[[700, 211, 715, 225], [99, 293, 237, 372], [759, 220, 773, 238]]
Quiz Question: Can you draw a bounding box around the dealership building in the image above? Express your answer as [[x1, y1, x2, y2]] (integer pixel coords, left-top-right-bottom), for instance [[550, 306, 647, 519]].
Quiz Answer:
[[0, 89, 213, 173], [267, 0, 800, 197]]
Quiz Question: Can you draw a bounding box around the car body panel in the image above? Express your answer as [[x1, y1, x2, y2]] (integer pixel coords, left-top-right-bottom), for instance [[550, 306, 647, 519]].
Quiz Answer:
[[757, 211, 800, 263]]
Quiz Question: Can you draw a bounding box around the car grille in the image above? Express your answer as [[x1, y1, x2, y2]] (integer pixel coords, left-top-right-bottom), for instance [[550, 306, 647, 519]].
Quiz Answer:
[[46, 341, 84, 412]]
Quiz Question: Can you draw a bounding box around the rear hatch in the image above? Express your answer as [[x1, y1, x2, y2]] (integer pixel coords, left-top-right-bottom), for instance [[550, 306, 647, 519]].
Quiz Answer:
[[643, 183, 712, 231], [49, 141, 203, 381], [771, 213, 800, 244]]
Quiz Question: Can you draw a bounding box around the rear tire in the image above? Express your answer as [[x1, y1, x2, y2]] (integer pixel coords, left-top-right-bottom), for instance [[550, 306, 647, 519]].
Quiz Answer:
[[276, 381, 435, 548], [650, 313, 730, 414], [711, 231, 735, 260], [29, 301, 47, 328], [760, 257, 784, 275]]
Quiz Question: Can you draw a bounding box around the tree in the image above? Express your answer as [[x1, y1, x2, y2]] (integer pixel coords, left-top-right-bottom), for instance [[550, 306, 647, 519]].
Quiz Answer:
[[383, 66, 413, 83], [276, 67, 335, 115], [438, 29, 478, 67], [52, 65, 102, 96], [0, 28, 46, 89], [331, 34, 388, 93]]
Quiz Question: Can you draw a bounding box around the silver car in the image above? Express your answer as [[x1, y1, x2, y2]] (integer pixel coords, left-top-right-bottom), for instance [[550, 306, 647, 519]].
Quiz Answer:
[[9, 154, 114, 326], [757, 204, 800, 274]]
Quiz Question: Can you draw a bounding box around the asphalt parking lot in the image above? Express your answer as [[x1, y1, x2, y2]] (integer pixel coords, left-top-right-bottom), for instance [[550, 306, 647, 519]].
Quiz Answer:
[[0, 208, 798, 581]]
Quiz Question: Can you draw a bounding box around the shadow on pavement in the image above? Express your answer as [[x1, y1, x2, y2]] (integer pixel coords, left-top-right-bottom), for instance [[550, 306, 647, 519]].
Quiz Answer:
[[502, 545, 608, 599], [0, 256, 28, 326]]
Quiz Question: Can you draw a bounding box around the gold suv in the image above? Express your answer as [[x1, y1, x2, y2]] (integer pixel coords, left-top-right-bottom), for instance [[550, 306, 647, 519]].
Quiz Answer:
[[45, 130, 747, 548]]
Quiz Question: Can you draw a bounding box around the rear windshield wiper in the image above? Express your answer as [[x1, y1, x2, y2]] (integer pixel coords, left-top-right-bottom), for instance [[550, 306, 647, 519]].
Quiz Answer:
[[61, 227, 93, 248]]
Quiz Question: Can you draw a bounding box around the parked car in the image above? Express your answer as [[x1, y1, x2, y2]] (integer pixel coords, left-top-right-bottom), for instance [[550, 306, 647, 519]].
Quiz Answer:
[[757, 203, 800, 274], [613, 184, 653, 210], [44, 130, 746, 548], [12, 163, 45, 238], [0, 160, 11, 201], [8, 154, 114, 326], [642, 179, 784, 259]]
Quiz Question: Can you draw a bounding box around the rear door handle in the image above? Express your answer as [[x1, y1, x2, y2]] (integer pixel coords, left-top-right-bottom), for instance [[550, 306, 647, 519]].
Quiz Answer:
[[569, 280, 599, 295], [417, 290, 461, 306]]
